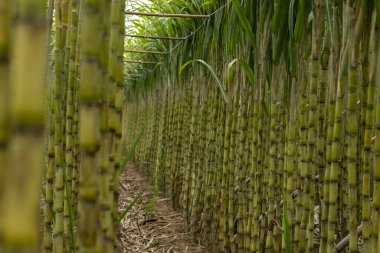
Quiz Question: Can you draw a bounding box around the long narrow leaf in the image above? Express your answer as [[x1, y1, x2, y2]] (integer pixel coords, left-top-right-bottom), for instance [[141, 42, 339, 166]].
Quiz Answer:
[[283, 201, 292, 253], [179, 59, 228, 103], [227, 59, 238, 82], [119, 125, 147, 174], [116, 191, 144, 224], [227, 59, 255, 87], [375, 0, 380, 26], [239, 60, 255, 87], [288, 0, 296, 38], [325, 0, 333, 44], [178, 60, 194, 75], [231, 0, 255, 46]]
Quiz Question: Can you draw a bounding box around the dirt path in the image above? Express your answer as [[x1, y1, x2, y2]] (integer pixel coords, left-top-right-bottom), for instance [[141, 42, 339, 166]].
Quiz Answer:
[[117, 165, 206, 253]]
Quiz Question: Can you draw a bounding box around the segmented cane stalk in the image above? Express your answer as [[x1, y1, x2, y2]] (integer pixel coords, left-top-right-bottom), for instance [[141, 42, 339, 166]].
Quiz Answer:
[[113, 0, 125, 235], [2, 0, 46, 251], [228, 87, 240, 253], [202, 86, 219, 250], [0, 0, 10, 245], [295, 69, 309, 252], [236, 81, 249, 253], [265, 83, 278, 253], [372, 20, 380, 253], [336, 2, 366, 252], [316, 31, 329, 252], [326, 25, 349, 251], [52, 0, 66, 251], [305, 3, 324, 251], [183, 85, 198, 223], [220, 87, 233, 252], [77, 0, 103, 250], [353, 2, 372, 251], [320, 5, 340, 252]]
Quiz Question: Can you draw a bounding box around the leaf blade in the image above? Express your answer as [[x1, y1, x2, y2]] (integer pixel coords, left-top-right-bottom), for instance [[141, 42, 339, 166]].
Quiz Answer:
[[116, 191, 145, 224]]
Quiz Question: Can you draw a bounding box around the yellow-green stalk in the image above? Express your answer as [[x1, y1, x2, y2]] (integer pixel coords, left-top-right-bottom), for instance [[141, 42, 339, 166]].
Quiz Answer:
[[326, 14, 349, 250], [60, 1, 70, 246], [355, 1, 372, 251], [283, 78, 298, 251], [2, 0, 46, 251], [228, 87, 240, 253], [107, 0, 121, 224], [220, 85, 233, 252], [265, 77, 278, 253], [0, 0, 11, 241], [77, 0, 102, 251], [250, 92, 260, 253], [190, 88, 208, 230], [295, 68, 308, 252], [52, 0, 66, 251], [320, 5, 340, 252], [247, 91, 257, 253], [203, 86, 220, 252], [97, 0, 113, 251], [305, 3, 324, 251], [43, 1, 56, 249], [112, 0, 125, 234], [370, 14, 380, 253], [372, 17, 380, 253], [63, 0, 80, 250], [182, 85, 198, 223], [214, 90, 226, 252], [316, 31, 330, 249]]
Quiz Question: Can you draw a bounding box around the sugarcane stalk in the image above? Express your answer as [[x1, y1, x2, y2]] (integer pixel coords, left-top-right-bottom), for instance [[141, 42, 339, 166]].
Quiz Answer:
[[371, 12, 380, 253], [77, 0, 103, 251], [0, 0, 11, 245], [2, 0, 47, 251]]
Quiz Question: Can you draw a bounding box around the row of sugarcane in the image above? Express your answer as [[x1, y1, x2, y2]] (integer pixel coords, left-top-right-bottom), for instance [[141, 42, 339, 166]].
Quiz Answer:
[[0, 0, 126, 252], [124, 0, 380, 252]]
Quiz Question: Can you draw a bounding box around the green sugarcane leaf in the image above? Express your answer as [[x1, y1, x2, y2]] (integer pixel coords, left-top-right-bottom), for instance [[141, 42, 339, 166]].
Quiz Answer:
[[272, 0, 290, 34], [325, 0, 333, 44], [289, 40, 297, 77], [179, 59, 228, 103], [231, 0, 255, 47], [376, 0, 380, 25], [288, 0, 296, 38], [152, 62, 164, 71], [227, 59, 239, 83], [178, 60, 195, 76], [274, 28, 288, 63], [201, 0, 214, 9], [239, 60, 255, 87], [116, 191, 144, 224], [294, 0, 308, 41], [227, 59, 255, 87], [283, 201, 292, 253], [119, 125, 146, 174]]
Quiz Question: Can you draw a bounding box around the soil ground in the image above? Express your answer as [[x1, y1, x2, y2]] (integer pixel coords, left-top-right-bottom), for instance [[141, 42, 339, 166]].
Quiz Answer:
[[117, 165, 207, 253]]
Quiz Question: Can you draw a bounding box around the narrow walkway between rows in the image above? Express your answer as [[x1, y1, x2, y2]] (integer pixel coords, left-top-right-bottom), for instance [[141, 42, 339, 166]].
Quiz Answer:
[[117, 165, 206, 253]]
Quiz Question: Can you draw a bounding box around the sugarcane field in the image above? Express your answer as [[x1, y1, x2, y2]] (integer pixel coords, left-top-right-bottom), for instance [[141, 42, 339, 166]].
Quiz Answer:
[[4, 0, 380, 252]]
